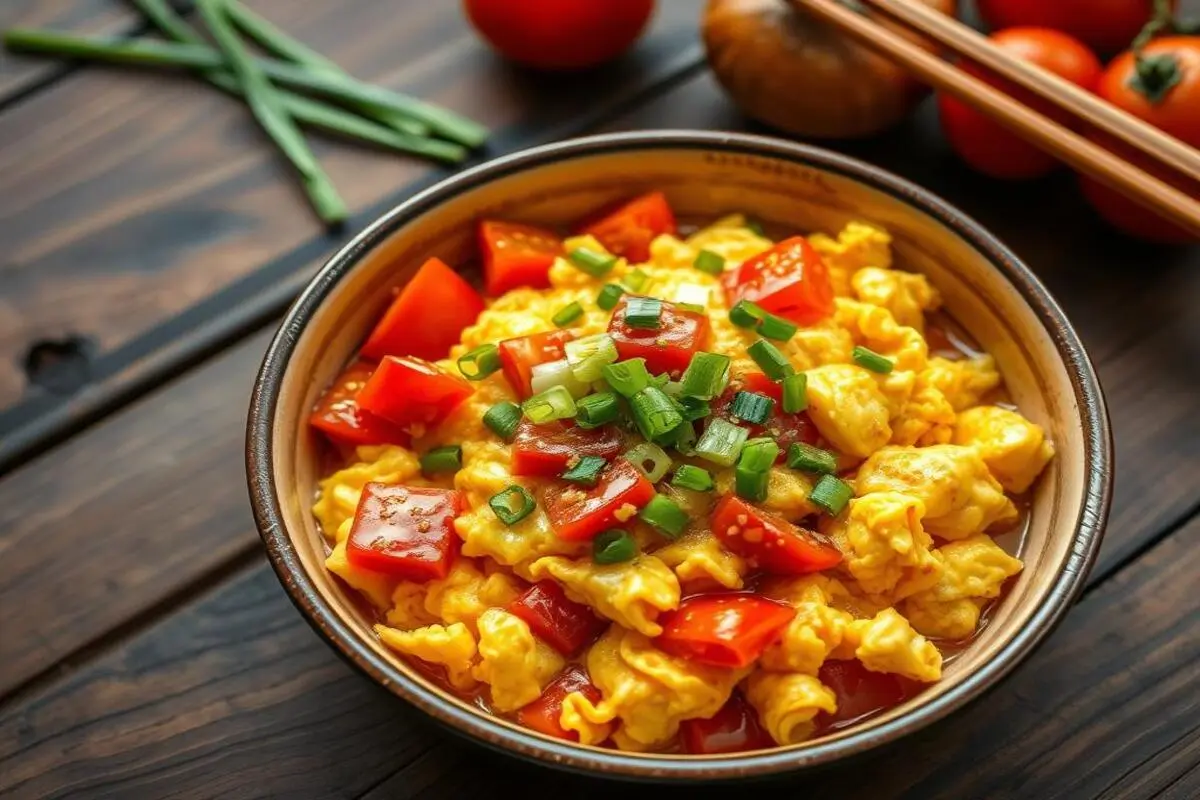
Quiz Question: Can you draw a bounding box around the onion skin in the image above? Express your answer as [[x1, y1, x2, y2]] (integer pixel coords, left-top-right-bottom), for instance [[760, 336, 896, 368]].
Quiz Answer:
[[704, 0, 957, 139]]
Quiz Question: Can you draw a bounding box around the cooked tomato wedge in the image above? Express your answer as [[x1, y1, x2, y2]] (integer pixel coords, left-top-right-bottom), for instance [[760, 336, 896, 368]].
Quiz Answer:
[[516, 665, 603, 741], [714, 372, 819, 461], [508, 581, 608, 656], [607, 297, 711, 377], [479, 220, 563, 296], [545, 458, 655, 541], [815, 659, 921, 731], [711, 495, 843, 574], [308, 360, 411, 447], [360, 257, 485, 361], [680, 694, 775, 754], [511, 418, 625, 478], [345, 484, 463, 582], [356, 356, 473, 430], [498, 330, 576, 399], [655, 593, 796, 668], [578, 191, 676, 263], [721, 236, 834, 326]]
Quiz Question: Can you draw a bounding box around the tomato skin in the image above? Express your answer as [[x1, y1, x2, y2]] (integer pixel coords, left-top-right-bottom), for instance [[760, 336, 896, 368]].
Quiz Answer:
[[516, 665, 604, 741], [606, 297, 711, 377], [309, 360, 412, 448], [345, 484, 462, 582], [510, 419, 625, 478], [976, 0, 1171, 54], [498, 330, 575, 399], [545, 459, 655, 541], [714, 372, 819, 462], [711, 495, 843, 574], [721, 237, 834, 326], [479, 220, 562, 296], [508, 581, 608, 656], [578, 191, 676, 263], [680, 694, 776, 754], [938, 28, 1102, 180], [356, 356, 473, 429], [361, 258, 485, 361], [655, 593, 796, 668], [815, 659, 921, 730]]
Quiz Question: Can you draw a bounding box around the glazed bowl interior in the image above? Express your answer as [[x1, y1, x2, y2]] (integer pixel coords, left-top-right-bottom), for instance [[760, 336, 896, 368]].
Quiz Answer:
[[248, 132, 1109, 780]]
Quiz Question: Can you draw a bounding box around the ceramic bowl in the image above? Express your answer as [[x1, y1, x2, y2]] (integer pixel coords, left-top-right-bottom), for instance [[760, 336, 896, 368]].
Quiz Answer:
[[246, 130, 1112, 781]]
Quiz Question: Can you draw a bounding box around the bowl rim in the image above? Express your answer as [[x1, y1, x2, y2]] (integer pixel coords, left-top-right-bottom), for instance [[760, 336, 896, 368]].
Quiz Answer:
[[246, 130, 1112, 780]]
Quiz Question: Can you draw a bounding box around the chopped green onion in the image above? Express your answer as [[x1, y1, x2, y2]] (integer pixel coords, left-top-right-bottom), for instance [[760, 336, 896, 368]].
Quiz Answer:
[[602, 359, 652, 398], [457, 344, 501, 381], [676, 395, 712, 422], [624, 297, 663, 329], [593, 529, 637, 564], [782, 372, 808, 413], [575, 391, 620, 429], [693, 249, 725, 276], [597, 283, 625, 310], [671, 420, 698, 455], [745, 218, 766, 236], [568, 247, 617, 277], [759, 313, 797, 342], [523, 385, 577, 423], [747, 339, 795, 381], [735, 438, 779, 502], [623, 269, 649, 292], [695, 418, 749, 467], [530, 358, 588, 398], [786, 442, 838, 475], [679, 352, 731, 400], [483, 401, 522, 441], [810, 474, 854, 516], [678, 302, 705, 314], [650, 372, 670, 389], [729, 300, 767, 329], [561, 455, 607, 487], [553, 301, 584, 328], [671, 464, 714, 492], [625, 442, 673, 483], [631, 386, 684, 441], [564, 333, 619, 383], [489, 485, 536, 526], [853, 345, 895, 374], [729, 391, 774, 425], [638, 494, 689, 539], [420, 444, 462, 474]]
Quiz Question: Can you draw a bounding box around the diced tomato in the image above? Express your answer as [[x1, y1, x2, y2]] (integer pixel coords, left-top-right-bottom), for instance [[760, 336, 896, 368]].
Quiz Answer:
[[508, 581, 607, 656], [498, 330, 575, 399], [479, 220, 563, 296], [721, 237, 834, 326], [713, 371, 820, 462], [545, 458, 655, 541], [345, 484, 463, 582], [516, 665, 603, 741], [655, 593, 796, 668], [578, 191, 676, 263], [607, 297, 710, 377], [680, 694, 776, 755], [308, 360, 411, 447], [711, 495, 843, 574], [511, 418, 625, 478], [360, 257, 485, 361], [815, 659, 921, 731], [356, 356, 473, 430]]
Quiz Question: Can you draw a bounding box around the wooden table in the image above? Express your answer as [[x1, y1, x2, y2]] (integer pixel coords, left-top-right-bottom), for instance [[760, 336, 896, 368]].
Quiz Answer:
[[1, 2, 1197, 797]]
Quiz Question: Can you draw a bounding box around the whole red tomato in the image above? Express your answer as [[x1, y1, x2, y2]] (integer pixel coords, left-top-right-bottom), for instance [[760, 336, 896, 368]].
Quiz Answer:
[[976, 0, 1173, 54], [938, 27, 1103, 179], [464, 0, 655, 70], [1080, 36, 1200, 243]]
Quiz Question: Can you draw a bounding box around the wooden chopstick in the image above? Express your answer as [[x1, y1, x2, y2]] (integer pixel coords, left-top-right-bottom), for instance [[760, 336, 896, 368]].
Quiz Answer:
[[789, 0, 1200, 236]]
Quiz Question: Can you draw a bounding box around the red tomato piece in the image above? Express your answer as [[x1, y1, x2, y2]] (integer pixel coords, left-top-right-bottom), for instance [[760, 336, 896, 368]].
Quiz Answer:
[[606, 297, 711, 377], [498, 330, 576, 399], [511, 418, 625, 478], [508, 581, 608, 656], [479, 220, 563, 296], [975, 0, 1173, 55], [516, 665, 604, 741], [578, 191, 677, 263], [815, 659, 921, 730], [680, 694, 776, 755], [711, 495, 843, 574], [308, 360, 411, 447], [345, 484, 463, 582], [360, 257, 485, 361], [356, 356, 473, 430], [545, 458, 655, 541], [713, 372, 820, 462], [655, 593, 796, 668], [721, 237, 834, 326]]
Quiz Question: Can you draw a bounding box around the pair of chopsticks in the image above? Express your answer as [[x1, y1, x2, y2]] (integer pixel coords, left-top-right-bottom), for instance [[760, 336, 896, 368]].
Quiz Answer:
[[791, 0, 1200, 236]]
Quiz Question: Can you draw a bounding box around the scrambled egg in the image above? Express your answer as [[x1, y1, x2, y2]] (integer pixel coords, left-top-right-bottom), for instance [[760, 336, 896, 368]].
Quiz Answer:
[[759, 575, 856, 675], [375, 622, 478, 691], [473, 609, 566, 711], [904, 534, 1024, 640], [824, 492, 942, 600], [805, 364, 893, 459], [527, 555, 681, 637], [744, 671, 838, 746], [954, 405, 1055, 494]]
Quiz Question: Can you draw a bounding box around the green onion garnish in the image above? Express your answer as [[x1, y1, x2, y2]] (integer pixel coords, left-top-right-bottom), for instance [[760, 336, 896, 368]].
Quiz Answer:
[[735, 437, 779, 502], [522, 385, 577, 423], [457, 344, 501, 380], [678, 302, 705, 314], [786, 442, 838, 475], [676, 395, 712, 422], [593, 529, 637, 564], [575, 391, 620, 429], [679, 352, 731, 400], [782, 372, 808, 413], [568, 247, 617, 277], [638, 494, 689, 539], [747, 339, 795, 381], [729, 391, 774, 425], [482, 401, 522, 441], [693, 249, 725, 276], [729, 300, 766, 329], [695, 418, 749, 467], [671, 464, 714, 492], [420, 444, 462, 474], [625, 442, 673, 483], [671, 419, 698, 455], [758, 314, 797, 342], [602, 358, 652, 398], [597, 283, 625, 311], [489, 485, 536, 526], [730, 300, 796, 341], [561, 455, 607, 487], [631, 386, 684, 442], [564, 333, 618, 383], [623, 269, 649, 292], [853, 345, 894, 374], [553, 301, 584, 328], [624, 297, 663, 329], [810, 474, 854, 516]]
